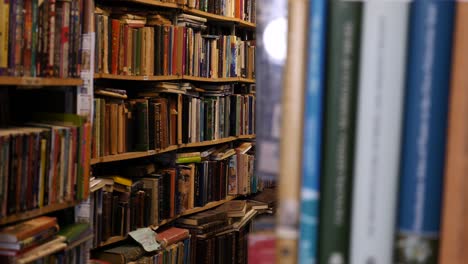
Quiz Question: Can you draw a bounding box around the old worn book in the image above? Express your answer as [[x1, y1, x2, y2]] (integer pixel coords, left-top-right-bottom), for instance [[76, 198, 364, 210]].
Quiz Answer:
[[93, 245, 144, 264], [176, 209, 227, 226], [0, 216, 57, 243], [218, 200, 247, 218], [155, 227, 189, 248]]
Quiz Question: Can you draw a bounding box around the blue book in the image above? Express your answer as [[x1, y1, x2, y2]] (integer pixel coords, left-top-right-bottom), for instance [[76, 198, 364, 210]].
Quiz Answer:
[[396, 1, 455, 263], [298, 1, 327, 263]]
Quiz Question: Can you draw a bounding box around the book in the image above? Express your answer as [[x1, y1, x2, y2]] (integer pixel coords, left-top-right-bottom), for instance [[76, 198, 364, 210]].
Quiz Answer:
[[155, 227, 190, 248], [395, 1, 455, 263], [297, 0, 327, 263], [318, 1, 362, 263], [176, 209, 227, 226], [218, 200, 247, 218], [350, 2, 409, 264], [439, 3, 468, 263], [93, 244, 145, 264], [0, 216, 57, 243], [276, 0, 308, 262]]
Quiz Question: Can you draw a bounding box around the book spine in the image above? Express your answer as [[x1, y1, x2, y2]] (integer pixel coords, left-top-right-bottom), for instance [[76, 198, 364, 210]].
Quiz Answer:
[[111, 19, 120, 75], [59, 0, 70, 78], [395, 1, 455, 263], [439, 3, 468, 263], [275, 2, 308, 261], [135, 100, 149, 151], [23, 0, 33, 76], [318, 1, 362, 263], [0, 0, 8, 75], [349, 2, 409, 264], [31, 0, 38, 77], [13, 0, 24, 76], [298, 0, 327, 263]]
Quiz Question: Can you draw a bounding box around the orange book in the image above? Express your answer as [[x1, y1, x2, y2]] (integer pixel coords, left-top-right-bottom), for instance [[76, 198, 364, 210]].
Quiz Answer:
[[439, 3, 468, 263], [0, 216, 57, 243], [155, 227, 189, 248]]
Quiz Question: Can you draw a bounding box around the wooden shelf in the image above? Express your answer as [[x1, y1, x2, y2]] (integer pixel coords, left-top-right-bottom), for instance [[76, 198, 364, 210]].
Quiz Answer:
[[91, 145, 178, 165], [238, 20, 256, 28], [182, 76, 255, 83], [96, 236, 127, 249], [183, 7, 237, 23], [94, 73, 181, 81], [104, 0, 255, 28], [239, 78, 255, 84], [125, 0, 179, 8], [94, 74, 256, 84], [181, 7, 255, 29], [154, 195, 238, 228], [0, 77, 83, 87], [91, 135, 255, 165], [0, 201, 78, 226]]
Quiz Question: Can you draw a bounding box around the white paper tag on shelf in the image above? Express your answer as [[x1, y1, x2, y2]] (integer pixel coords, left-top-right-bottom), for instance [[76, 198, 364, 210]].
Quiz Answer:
[[129, 227, 161, 252]]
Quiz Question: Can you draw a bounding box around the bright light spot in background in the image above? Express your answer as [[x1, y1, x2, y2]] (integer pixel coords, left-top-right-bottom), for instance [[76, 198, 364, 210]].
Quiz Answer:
[[263, 17, 287, 64]]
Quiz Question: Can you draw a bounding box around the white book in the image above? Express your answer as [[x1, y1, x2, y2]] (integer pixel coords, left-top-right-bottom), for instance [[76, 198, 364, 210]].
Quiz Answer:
[[350, 2, 409, 264]]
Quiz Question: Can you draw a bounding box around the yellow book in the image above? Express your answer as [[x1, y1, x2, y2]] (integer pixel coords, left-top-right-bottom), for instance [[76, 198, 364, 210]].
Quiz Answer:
[[0, 0, 9, 69], [108, 175, 132, 187]]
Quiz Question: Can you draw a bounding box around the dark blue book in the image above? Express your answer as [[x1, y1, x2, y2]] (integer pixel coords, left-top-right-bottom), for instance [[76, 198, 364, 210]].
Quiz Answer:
[[396, 1, 455, 263], [298, 0, 327, 263]]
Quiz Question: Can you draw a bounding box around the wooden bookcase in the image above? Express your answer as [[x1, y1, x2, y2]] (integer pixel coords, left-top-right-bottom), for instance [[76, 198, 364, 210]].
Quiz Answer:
[[87, 0, 258, 260]]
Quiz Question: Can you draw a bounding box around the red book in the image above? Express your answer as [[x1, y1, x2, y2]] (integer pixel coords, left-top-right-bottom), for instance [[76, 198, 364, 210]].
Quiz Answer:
[[163, 26, 169, 76], [172, 26, 178, 76], [248, 232, 275, 264], [111, 19, 121, 75], [155, 227, 189, 248], [23, 0, 33, 76]]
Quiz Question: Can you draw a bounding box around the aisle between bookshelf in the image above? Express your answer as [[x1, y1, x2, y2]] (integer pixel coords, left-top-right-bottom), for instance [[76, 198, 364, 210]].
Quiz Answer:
[[90, 135, 256, 165]]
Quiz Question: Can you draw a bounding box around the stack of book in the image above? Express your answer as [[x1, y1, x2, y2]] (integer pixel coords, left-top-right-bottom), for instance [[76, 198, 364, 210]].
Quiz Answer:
[[174, 199, 262, 264], [0, 216, 66, 262]]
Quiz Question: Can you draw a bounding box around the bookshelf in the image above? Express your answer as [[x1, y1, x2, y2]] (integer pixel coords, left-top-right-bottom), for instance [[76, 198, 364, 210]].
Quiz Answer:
[[88, 0, 257, 263], [0, 77, 83, 87], [91, 135, 256, 165], [0, 201, 79, 226]]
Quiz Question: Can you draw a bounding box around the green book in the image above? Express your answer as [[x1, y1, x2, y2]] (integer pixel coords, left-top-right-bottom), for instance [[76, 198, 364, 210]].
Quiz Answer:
[[135, 28, 142, 75], [318, 1, 362, 263], [176, 156, 202, 164], [57, 223, 90, 243]]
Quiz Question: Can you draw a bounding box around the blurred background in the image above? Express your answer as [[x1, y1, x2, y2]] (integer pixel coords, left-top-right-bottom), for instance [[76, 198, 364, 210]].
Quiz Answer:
[[252, 0, 467, 263]]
